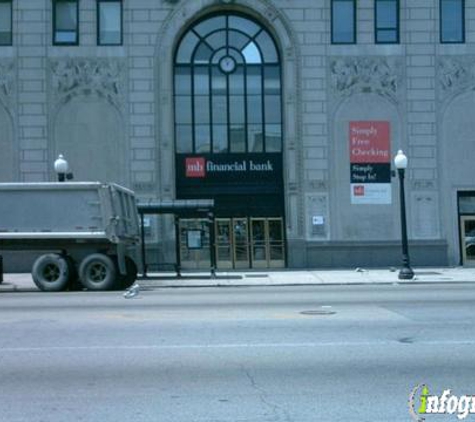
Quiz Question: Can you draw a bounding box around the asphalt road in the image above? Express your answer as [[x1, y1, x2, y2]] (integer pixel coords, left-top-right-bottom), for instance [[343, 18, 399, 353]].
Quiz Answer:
[[1, 284, 475, 422]]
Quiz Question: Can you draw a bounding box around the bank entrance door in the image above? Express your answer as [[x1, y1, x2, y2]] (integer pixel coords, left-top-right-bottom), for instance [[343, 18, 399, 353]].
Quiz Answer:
[[215, 217, 285, 269], [460, 216, 475, 266]]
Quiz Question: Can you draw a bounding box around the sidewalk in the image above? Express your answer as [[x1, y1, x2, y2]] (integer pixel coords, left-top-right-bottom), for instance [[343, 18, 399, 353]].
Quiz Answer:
[[1, 267, 475, 292]]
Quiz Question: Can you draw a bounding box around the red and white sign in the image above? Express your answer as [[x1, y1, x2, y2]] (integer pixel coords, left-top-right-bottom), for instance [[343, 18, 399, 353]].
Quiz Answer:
[[349, 121, 392, 205], [350, 121, 390, 163], [185, 157, 205, 178]]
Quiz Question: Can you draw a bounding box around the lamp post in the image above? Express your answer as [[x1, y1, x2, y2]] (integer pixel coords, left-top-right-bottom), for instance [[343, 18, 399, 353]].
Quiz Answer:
[[54, 154, 69, 182], [394, 150, 414, 280]]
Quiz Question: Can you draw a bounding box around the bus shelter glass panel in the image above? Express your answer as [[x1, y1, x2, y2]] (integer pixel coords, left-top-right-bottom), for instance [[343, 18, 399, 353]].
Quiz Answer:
[[179, 219, 210, 269], [461, 217, 475, 266]]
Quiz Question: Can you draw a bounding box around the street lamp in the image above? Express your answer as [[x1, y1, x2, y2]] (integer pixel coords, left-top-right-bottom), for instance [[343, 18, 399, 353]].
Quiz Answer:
[[394, 149, 414, 280], [54, 154, 69, 182]]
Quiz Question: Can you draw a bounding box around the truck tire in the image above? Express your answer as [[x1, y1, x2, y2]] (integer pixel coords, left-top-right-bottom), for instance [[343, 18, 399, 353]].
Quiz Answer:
[[32, 253, 70, 292], [79, 254, 117, 291]]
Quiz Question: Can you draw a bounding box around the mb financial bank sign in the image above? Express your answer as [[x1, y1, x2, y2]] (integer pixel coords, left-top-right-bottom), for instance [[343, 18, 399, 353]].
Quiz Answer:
[[175, 153, 284, 197], [185, 157, 274, 178]]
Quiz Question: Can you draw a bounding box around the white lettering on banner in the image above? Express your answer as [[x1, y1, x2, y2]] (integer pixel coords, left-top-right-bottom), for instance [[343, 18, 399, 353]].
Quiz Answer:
[[250, 160, 273, 171], [351, 125, 378, 137], [205, 160, 274, 173], [351, 147, 389, 159], [206, 161, 247, 172]]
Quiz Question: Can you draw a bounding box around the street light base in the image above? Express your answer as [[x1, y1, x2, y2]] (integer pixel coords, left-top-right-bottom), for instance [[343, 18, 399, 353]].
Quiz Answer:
[[398, 267, 415, 280]]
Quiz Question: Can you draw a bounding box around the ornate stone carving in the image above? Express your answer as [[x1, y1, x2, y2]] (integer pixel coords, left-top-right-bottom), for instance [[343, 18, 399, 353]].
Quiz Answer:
[[438, 56, 475, 101], [50, 58, 126, 109], [329, 56, 403, 103], [0, 60, 15, 108]]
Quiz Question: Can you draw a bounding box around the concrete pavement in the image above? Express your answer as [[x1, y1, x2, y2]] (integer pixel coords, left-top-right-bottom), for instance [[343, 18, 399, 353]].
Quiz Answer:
[[1, 266, 475, 292]]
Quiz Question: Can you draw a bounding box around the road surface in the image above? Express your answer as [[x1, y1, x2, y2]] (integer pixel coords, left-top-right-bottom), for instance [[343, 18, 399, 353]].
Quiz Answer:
[[1, 283, 474, 421]]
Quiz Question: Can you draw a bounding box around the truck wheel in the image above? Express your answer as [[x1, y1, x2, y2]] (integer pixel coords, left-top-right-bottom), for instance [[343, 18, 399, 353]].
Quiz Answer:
[[32, 254, 70, 292], [79, 254, 117, 291]]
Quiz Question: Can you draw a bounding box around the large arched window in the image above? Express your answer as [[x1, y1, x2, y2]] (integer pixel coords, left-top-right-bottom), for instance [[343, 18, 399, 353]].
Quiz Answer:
[[174, 13, 282, 154]]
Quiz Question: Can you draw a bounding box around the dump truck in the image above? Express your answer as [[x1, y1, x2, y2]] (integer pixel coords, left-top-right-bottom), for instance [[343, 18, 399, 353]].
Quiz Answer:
[[0, 182, 141, 292]]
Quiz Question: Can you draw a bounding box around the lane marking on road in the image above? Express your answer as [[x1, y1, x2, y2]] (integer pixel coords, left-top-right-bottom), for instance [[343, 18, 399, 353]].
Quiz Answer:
[[1, 339, 475, 353]]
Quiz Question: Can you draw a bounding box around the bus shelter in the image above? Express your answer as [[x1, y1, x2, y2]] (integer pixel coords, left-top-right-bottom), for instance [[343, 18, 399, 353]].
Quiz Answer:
[[137, 199, 215, 277]]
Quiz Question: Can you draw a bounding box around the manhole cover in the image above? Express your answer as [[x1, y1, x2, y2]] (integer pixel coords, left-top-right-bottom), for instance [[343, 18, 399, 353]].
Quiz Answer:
[[300, 309, 336, 316]]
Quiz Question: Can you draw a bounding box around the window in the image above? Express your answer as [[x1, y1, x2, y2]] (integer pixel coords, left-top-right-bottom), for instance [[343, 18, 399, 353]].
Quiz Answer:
[[375, 0, 399, 43], [332, 0, 356, 44], [174, 14, 282, 154], [441, 0, 465, 43], [97, 0, 122, 45], [53, 0, 79, 45], [0, 0, 12, 46]]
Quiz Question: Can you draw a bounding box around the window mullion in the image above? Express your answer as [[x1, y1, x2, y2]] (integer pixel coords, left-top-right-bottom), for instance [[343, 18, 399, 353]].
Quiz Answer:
[[242, 62, 249, 153], [191, 65, 196, 153], [261, 65, 265, 152], [226, 72, 230, 153], [209, 65, 213, 153]]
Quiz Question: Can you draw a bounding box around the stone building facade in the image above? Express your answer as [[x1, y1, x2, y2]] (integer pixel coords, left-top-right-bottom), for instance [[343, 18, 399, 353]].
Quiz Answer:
[[1, 0, 475, 270]]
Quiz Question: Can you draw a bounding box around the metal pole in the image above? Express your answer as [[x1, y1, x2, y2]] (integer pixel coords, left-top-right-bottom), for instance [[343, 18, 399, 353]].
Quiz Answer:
[[174, 215, 181, 278], [398, 168, 414, 280], [208, 212, 216, 279], [140, 213, 147, 278], [0, 255, 3, 283]]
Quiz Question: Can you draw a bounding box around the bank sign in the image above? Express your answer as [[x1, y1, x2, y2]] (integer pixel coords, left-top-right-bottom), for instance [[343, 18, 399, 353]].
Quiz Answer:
[[349, 121, 391, 205], [176, 153, 283, 197]]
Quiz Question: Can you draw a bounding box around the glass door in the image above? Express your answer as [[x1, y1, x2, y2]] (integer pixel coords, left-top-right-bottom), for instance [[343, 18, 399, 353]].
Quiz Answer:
[[233, 218, 250, 268], [268, 218, 285, 268], [461, 216, 475, 266], [215, 218, 233, 269], [251, 218, 268, 268]]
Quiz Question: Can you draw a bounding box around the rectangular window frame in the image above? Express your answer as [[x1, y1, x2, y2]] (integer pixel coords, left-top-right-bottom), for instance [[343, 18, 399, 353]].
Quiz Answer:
[[440, 0, 465, 44], [375, 0, 400, 44], [97, 0, 123, 46], [53, 0, 79, 46], [331, 0, 357, 45], [0, 0, 13, 46]]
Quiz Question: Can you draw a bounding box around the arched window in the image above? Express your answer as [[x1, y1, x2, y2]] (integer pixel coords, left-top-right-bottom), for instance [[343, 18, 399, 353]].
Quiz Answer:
[[174, 13, 282, 154]]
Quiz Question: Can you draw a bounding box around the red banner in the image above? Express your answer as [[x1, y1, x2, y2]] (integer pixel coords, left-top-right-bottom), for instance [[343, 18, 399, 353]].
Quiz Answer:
[[349, 121, 390, 164]]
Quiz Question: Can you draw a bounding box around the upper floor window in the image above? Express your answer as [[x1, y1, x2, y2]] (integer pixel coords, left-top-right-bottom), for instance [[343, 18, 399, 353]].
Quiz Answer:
[[53, 0, 79, 45], [440, 0, 465, 43], [97, 0, 122, 45], [375, 0, 399, 43], [0, 0, 12, 46], [174, 14, 282, 155], [332, 0, 356, 44]]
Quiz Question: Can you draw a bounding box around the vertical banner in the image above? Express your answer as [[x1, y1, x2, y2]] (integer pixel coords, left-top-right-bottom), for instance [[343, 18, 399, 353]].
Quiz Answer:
[[349, 121, 391, 204]]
